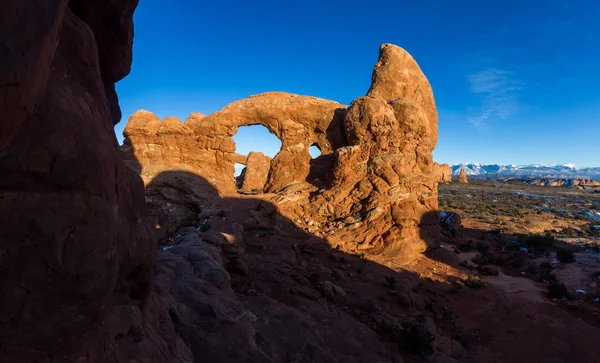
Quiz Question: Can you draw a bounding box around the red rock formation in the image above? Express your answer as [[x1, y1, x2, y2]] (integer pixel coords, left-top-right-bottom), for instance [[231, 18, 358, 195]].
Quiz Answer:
[[122, 94, 346, 194], [458, 169, 469, 184], [367, 43, 438, 146], [434, 162, 452, 183], [123, 43, 441, 267], [321, 44, 440, 266], [0, 1, 168, 360], [6, 8, 597, 359], [239, 152, 272, 192]]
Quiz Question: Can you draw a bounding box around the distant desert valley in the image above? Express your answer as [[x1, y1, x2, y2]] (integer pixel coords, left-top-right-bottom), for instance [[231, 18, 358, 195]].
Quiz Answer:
[[2, 2, 600, 363]]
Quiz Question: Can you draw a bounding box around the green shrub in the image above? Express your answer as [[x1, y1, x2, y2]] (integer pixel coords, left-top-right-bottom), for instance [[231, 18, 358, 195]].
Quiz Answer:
[[384, 275, 397, 289], [538, 268, 557, 283], [547, 282, 571, 299], [512, 208, 524, 217], [453, 280, 465, 289], [475, 242, 489, 253], [556, 248, 575, 263], [523, 234, 556, 252], [583, 226, 600, 238], [503, 242, 521, 252], [308, 273, 321, 284], [455, 330, 477, 349], [490, 229, 503, 236], [400, 321, 434, 356], [473, 252, 504, 266], [459, 242, 475, 252], [463, 275, 485, 290], [524, 263, 538, 275], [360, 297, 379, 313], [508, 252, 525, 268], [354, 252, 366, 259]]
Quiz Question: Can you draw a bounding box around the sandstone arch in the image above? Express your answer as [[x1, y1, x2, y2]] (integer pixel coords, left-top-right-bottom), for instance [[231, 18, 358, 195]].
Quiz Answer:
[[123, 92, 347, 193], [125, 44, 440, 265], [123, 43, 441, 266]]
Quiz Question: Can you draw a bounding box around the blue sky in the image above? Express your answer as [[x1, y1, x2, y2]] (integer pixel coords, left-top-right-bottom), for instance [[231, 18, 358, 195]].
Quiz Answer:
[[116, 0, 600, 167]]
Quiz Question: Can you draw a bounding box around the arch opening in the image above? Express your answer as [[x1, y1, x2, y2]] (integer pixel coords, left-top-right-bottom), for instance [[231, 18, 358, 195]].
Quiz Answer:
[[232, 125, 281, 193], [306, 142, 334, 188], [234, 163, 245, 178], [309, 144, 322, 159], [232, 125, 281, 157]]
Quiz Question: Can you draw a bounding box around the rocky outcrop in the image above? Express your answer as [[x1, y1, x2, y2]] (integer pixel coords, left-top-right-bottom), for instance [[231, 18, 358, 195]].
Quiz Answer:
[[458, 169, 469, 184], [0, 1, 173, 361], [123, 43, 441, 267], [367, 43, 438, 147], [319, 45, 440, 266], [122, 94, 347, 194], [434, 162, 452, 183], [239, 152, 272, 192]]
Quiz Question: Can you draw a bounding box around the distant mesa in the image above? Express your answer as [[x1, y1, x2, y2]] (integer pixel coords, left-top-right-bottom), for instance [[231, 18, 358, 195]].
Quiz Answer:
[[451, 163, 600, 180], [524, 178, 600, 188]]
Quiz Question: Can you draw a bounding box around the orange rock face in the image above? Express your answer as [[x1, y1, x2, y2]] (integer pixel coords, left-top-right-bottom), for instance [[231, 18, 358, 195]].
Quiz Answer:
[[122, 93, 346, 194], [434, 163, 452, 183], [123, 43, 441, 266], [240, 152, 272, 192], [458, 169, 469, 184]]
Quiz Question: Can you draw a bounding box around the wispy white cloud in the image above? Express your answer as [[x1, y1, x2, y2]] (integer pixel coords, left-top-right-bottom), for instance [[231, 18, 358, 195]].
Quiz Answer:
[[467, 68, 521, 129]]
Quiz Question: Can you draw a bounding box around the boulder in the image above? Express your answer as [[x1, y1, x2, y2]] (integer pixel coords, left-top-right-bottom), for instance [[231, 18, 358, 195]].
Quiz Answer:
[[239, 151, 272, 192], [440, 212, 462, 236], [320, 281, 347, 301]]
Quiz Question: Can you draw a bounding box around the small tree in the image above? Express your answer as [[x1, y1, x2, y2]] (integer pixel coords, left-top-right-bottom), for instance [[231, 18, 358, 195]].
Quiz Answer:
[[556, 248, 575, 263]]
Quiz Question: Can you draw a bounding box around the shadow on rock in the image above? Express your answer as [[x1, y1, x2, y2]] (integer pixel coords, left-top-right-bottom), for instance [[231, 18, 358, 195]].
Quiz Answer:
[[147, 170, 471, 362]]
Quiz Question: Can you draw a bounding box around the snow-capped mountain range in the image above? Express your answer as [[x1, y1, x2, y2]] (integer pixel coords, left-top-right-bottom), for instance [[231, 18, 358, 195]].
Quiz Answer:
[[451, 163, 600, 180]]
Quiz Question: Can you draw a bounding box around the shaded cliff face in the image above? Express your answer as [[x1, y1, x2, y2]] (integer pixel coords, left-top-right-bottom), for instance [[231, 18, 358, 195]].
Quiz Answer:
[[122, 43, 441, 266], [0, 1, 163, 361]]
